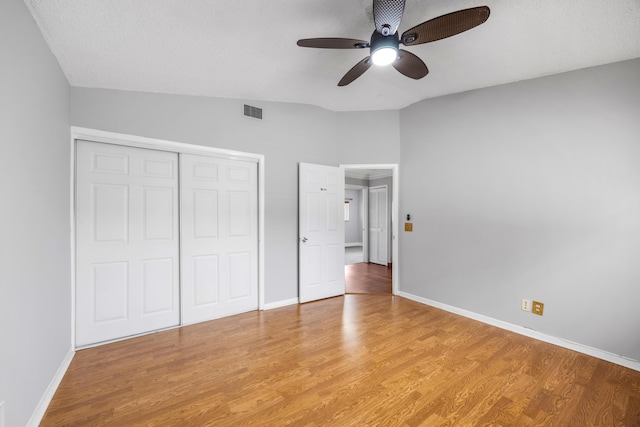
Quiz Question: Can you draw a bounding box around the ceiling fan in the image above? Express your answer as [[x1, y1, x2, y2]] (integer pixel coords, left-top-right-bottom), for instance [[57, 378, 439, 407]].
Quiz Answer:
[[297, 1, 490, 86]]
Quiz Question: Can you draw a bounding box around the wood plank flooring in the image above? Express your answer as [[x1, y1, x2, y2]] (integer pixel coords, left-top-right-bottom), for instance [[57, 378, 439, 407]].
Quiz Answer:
[[345, 262, 392, 294], [42, 295, 640, 426]]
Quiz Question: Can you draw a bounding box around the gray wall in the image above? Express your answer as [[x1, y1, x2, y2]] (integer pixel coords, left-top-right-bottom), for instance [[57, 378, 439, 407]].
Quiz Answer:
[[0, 0, 72, 426], [345, 189, 362, 244], [336, 110, 401, 165], [399, 58, 640, 361], [346, 177, 369, 186]]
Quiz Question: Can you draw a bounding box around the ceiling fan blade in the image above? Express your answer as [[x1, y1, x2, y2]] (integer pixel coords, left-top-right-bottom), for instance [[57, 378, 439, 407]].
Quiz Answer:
[[400, 6, 490, 46], [392, 49, 428, 80], [338, 57, 372, 86], [297, 38, 369, 49], [373, 0, 406, 36]]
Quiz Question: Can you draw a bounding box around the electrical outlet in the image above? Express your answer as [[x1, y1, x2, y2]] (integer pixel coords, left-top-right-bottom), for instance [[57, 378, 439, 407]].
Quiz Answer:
[[521, 299, 531, 311], [532, 301, 544, 316], [404, 223, 413, 232]]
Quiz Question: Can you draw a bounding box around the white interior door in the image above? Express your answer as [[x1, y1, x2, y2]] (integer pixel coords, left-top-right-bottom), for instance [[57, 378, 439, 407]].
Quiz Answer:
[[76, 141, 180, 346], [299, 163, 345, 303], [180, 154, 258, 324], [369, 186, 388, 266]]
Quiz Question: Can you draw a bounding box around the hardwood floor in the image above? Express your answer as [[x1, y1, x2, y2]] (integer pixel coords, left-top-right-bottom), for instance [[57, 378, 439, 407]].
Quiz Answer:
[[42, 295, 640, 426], [345, 262, 392, 294]]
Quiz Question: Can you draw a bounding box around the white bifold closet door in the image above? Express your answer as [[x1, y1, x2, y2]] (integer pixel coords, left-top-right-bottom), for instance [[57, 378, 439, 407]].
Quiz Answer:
[[180, 154, 258, 325], [75, 141, 180, 347]]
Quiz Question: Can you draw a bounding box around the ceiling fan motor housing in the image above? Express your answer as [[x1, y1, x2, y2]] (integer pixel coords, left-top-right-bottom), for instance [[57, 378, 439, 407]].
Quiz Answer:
[[370, 30, 399, 53]]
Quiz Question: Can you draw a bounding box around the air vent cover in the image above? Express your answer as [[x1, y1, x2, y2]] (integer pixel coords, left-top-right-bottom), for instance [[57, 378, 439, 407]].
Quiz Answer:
[[243, 104, 263, 120]]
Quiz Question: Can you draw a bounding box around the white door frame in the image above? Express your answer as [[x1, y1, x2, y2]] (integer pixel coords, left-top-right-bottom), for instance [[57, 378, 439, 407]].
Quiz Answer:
[[345, 184, 368, 263], [70, 127, 265, 348], [341, 164, 399, 295]]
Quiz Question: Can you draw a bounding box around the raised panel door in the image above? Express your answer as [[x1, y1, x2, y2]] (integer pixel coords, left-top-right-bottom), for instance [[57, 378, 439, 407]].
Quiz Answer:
[[298, 163, 345, 303], [76, 141, 179, 346], [180, 154, 258, 325]]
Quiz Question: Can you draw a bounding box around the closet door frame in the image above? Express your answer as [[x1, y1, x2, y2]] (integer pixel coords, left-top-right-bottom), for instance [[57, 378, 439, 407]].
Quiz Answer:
[[70, 127, 265, 349]]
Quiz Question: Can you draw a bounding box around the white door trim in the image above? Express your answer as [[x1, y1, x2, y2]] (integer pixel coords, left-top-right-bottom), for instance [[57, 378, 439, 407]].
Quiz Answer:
[[341, 164, 399, 295], [70, 127, 266, 348]]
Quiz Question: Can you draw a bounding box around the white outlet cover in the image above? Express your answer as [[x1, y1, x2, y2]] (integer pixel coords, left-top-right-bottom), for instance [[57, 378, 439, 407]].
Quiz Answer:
[[521, 299, 531, 311]]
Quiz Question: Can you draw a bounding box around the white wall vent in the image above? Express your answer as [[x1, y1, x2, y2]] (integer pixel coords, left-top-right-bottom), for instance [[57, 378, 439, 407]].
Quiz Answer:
[[243, 104, 263, 120]]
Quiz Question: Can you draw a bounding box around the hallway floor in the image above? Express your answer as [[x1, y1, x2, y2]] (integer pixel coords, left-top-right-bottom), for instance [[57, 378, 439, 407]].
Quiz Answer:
[[345, 262, 392, 294]]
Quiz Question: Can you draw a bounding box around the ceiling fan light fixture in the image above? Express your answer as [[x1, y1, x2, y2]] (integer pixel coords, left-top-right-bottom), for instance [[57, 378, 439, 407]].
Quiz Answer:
[[371, 46, 398, 66], [296, 4, 491, 86], [370, 32, 399, 66]]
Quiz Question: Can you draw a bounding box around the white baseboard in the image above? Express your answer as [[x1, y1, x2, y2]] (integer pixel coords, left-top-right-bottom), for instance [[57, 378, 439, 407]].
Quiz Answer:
[[262, 298, 299, 310], [397, 291, 640, 372], [345, 242, 363, 248], [27, 348, 75, 427]]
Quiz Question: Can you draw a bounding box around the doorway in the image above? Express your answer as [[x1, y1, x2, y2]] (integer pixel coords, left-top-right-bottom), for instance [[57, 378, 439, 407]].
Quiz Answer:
[[341, 164, 398, 295]]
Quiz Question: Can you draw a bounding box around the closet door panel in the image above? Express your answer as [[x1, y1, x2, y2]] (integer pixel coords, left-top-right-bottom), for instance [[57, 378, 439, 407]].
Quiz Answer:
[[181, 154, 258, 325], [76, 141, 179, 347]]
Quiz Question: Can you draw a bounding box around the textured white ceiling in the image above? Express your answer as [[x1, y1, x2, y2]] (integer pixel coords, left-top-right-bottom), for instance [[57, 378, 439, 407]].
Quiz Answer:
[[25, 0, 640, 112]]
